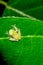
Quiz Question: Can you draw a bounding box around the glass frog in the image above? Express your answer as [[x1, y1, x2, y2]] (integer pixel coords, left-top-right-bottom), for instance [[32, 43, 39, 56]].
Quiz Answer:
[[7, 25, 21, 41]]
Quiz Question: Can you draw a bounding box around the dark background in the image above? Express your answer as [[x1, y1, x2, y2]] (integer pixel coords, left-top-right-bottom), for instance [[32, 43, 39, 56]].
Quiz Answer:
[[0, 0, 8, 65], [0, 0, 8, 17]]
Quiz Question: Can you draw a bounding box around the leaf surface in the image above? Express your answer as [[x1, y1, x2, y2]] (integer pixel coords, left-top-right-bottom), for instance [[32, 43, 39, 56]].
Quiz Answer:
[[0, 17, 43, 65]]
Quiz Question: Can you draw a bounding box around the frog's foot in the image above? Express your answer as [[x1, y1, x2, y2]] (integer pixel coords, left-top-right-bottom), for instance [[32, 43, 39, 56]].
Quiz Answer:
[[9, 38, 18, 41]]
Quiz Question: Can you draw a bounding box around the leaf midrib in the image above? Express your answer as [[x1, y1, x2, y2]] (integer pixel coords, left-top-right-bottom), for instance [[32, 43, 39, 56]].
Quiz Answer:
[[0, 35, 43, 40]]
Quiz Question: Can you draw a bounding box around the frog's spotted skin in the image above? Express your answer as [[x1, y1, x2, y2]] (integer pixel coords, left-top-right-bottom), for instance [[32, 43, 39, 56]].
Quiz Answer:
[[8, 25, 21, 41]]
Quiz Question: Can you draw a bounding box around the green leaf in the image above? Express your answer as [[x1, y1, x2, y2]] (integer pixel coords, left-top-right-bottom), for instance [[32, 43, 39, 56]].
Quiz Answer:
[[0, 17, 43, 65], [2, 0, 43, 20], [24, 6, 43, 20]]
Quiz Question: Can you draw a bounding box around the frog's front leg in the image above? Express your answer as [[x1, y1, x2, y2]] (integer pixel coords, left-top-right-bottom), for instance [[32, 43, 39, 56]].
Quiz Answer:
[[12, 24, 19, 31]]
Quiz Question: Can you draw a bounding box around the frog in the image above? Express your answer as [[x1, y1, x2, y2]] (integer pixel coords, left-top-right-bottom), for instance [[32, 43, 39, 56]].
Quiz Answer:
[[6, 25, 21, 41]]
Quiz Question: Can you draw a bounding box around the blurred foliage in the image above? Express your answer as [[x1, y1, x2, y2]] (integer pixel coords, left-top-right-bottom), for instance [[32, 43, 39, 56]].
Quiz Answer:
[[3, 0, 43, 20]]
